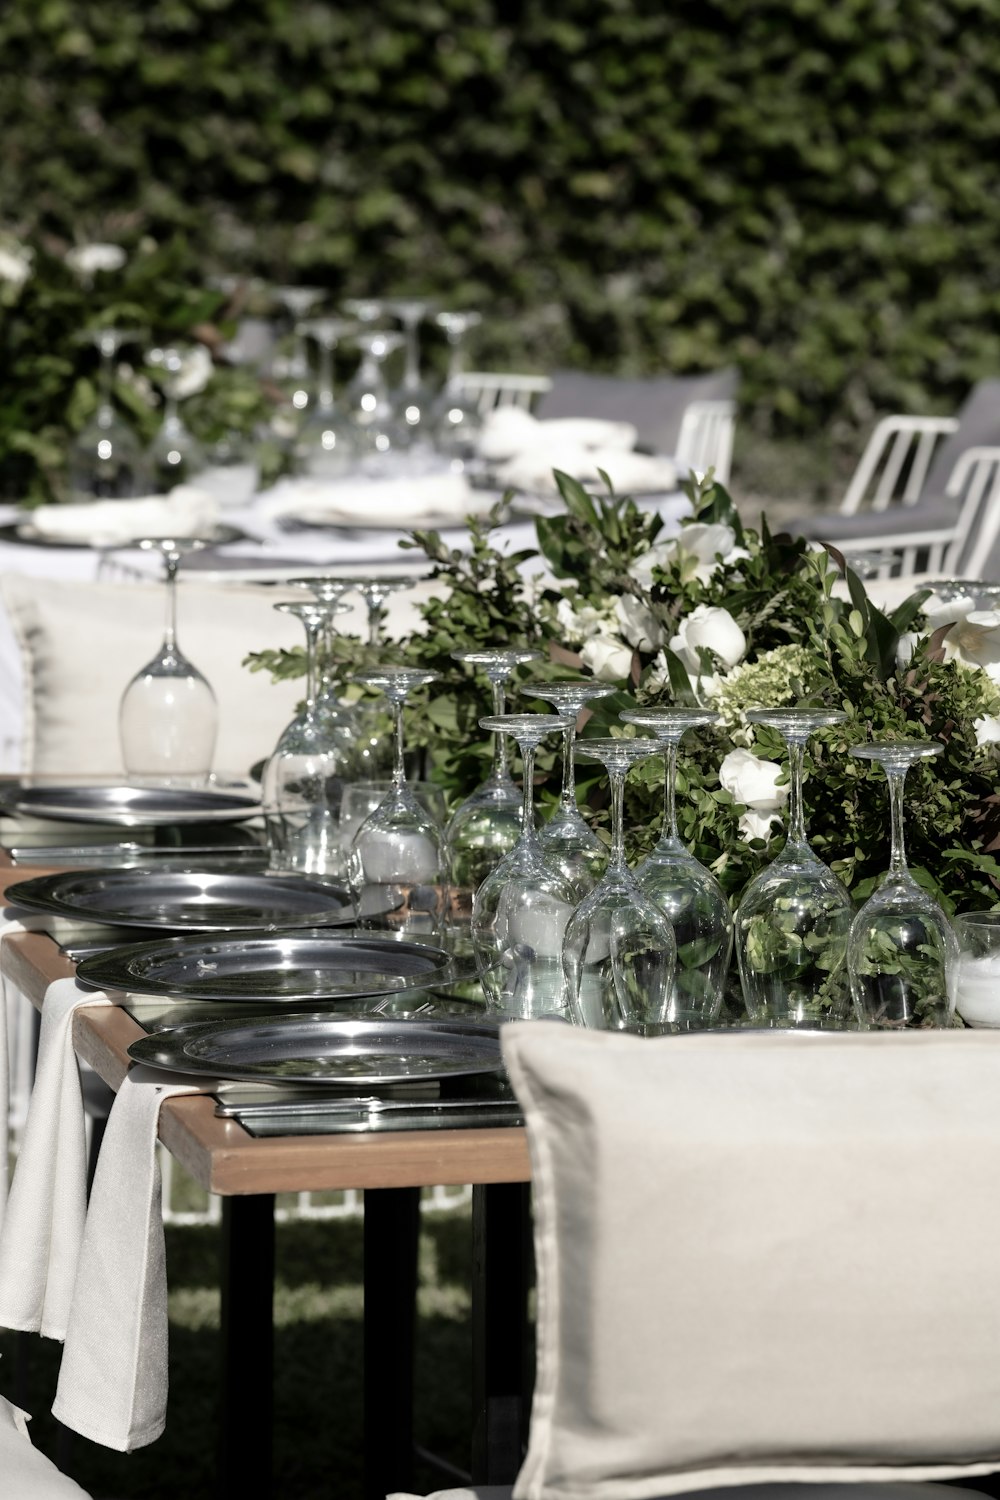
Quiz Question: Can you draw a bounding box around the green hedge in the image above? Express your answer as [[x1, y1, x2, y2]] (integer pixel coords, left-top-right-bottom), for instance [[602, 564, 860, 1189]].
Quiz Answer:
[[3, 0, 1000, 453]]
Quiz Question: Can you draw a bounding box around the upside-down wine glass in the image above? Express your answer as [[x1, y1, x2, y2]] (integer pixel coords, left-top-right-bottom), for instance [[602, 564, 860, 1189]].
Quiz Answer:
[[119, 537, 218, 784], [348, 668, 451, 933], [344, 331, 407, 472], [620, 708, 732, 1026], [351, 575, 416, 648], [146, 346, 207, 491], [432, 310, 483, 466], [261, 600, 356, 877], [471, 715, 578, 1018], [293, 318, 359, 478], [447, 650, 544, 892], [847, 740, 958, 1028], [562, 738, 676, 1034], [68, 328, 150, 501], [525, 679, 618, 899], [287, 575, 361, 726], [271, 285, 324, 416], [382, 298, 437, 442], [733, 709, 853, 1028]]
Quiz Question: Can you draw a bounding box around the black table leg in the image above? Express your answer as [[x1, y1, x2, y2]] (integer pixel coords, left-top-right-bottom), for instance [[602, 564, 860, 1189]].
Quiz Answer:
[[363, 1185, 421, 1500], [471, 1181, 533, 1485], [219, 1193, 275, 1500]]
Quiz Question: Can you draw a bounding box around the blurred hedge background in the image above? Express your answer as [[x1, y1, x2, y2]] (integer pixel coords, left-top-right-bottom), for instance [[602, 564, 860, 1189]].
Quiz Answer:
[[3, 0, 1000, 501]]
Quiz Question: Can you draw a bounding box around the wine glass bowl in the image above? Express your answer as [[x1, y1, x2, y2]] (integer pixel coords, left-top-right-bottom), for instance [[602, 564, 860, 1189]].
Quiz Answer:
[[847, 740, 958, 1028], [525, 678, 618, 899], [561, 737, 677, 1035], [68, 328, 150, 501], [733, 709, 853, 1029], [619, 707, 732, 1027], [118, 537, 218, 785], [293, 317, 359, 478]]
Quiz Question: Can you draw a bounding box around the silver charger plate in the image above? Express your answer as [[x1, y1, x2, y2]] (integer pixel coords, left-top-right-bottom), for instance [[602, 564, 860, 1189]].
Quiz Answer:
[[1, 784, 261, 827], [0, 521, 246, 551], [5, 869, 363, 932], [128, 1013, 502, 1085], [75, 928, 454, 1001]]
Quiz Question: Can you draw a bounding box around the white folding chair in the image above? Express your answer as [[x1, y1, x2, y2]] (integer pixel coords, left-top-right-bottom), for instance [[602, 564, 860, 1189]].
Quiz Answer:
[[838, 414, 959, 515], [674, 398, 736, 485], [393, 1022, 1000, 1500], [452, 373, 552, 417], [0, 1390, 93, 1496]]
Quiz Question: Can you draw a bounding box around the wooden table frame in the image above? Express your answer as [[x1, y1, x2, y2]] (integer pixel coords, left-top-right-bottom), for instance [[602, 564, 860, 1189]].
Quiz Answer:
[[0, 865, 533, 1500]]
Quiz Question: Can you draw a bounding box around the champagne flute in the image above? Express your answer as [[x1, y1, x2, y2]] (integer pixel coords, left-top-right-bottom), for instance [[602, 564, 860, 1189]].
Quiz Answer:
[[562, 738, 677, 1034], [847, 740, 958, 1027], [118, 537, 218, 784], [620, 708, 732, 1026]]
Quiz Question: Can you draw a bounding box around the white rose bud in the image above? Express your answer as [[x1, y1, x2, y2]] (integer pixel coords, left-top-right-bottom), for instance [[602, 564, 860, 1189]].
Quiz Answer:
[[66, 242, 127, 277], [630, 522, 747, 588], [670, 604, 747, 677], [974, 714, 1000, 746], [0, 244, 32, 287], [719, 747, 788, 811], [615, 594, 663, 651], [580, 634, 634, 683], [737, 808, 782, 844]]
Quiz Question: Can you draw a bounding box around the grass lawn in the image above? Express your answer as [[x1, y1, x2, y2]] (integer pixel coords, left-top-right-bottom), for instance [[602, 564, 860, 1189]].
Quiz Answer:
[[0, 1196, 481, 1500]]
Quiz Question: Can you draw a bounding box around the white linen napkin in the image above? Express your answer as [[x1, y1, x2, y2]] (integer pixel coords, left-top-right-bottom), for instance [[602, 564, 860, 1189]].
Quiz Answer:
[[52, 1065, 214, 1451], [0, 975, 113, 1337], [477, 405, 638, 462], [22, 485, 220, 547], [495, 443, 678, 497], [258, 471, 480, 529], [0, 910, 53, 1225]]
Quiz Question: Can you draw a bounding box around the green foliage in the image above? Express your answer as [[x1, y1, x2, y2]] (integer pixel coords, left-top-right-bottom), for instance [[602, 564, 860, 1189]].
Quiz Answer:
[[2, 0, 1000, 494]]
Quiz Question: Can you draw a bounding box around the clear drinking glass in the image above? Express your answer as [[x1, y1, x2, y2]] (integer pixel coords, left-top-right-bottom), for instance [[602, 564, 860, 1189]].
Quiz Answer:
[[383, 298, 437, 441], [525, 679, 617, 899], [344, 331, 407, 470], [954, 912, 1000, 1028], [432, 311, 483, 465], [447, 649, 544, 892], [471, 714, 578, 1018], [562, 738, 677, 1034], [146, 347, 208, 491], [68, 328, 150, 501], [261, 600, 356, 877], [118, 537, 218, 784], [620, 708, 732, 1026], [293, 317, 359, 478], [348, 668, 451, 933], [847, 740, 958, 1028], [733, 710, 853, 1027]]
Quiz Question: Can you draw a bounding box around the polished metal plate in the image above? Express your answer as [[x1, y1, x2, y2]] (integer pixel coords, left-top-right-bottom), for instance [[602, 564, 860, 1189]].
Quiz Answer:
[[6, 870, 359, 932], [2, 784, 261, 827], [128, 1014, 502, 1085], [76, 929, 454, 1001]]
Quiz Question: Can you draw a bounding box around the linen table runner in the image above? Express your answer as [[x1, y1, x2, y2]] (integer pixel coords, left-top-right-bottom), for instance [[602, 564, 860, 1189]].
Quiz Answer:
[[0, 907, 56, 1218]]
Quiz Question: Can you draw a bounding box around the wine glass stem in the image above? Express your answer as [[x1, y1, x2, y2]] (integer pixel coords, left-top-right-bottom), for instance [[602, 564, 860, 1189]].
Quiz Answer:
[[886, 765, 909, 875], [785, 737, 807, 845], [489, 681, 508, 780], [302, 620, 319, 707], [403, 317, 421, 390], [163, 556, 179, 652], [559, 722, 577, 812], [518, 740, 538, 842], [662, 739, 679, 840], [367, 600, 382, 648], [98, 338, 115, 417], [447, 333, 464, 385], [608, 765, 627, 871], [317, 340, 335, 408], [391, 699, 407, 789]]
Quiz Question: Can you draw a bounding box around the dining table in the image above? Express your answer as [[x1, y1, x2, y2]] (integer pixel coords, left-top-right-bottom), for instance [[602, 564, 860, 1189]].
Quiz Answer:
[[0, 853, 535, 1500]]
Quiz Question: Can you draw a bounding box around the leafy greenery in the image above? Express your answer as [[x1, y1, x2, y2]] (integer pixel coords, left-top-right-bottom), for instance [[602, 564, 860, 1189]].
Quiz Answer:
[[3, 0, 1000, 499]]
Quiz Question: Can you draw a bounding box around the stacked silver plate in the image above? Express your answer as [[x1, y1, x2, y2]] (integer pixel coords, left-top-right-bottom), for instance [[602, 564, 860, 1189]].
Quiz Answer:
[[0, 784, 261, 826]]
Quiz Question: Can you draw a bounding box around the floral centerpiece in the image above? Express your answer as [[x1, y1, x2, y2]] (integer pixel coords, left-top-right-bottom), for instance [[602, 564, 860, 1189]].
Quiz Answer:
[[251, 471, 1000, 935]]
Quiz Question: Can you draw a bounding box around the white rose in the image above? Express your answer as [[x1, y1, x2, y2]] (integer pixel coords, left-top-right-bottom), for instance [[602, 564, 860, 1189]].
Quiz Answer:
[[975, 715, 1000, 746], [944, 610, 1000, 672], [922, 592, 977, 633], [631, 522, 747, 588], [615, 594, 663, 651], [670, 604, 747, 678], [580, 634, 634, 682], [0, 244, 32, 287], [896, 631, 919, 668], [719, 747, 788, 810], [737, 808, 782, 843], [66, 242, 126, 278]]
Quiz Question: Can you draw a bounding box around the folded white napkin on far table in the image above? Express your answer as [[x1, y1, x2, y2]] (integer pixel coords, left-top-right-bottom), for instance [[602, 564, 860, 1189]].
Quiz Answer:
[[22, 484, 220, 547], [53, 1065, 214, 1451], [0, 975, 113, 1337], [495, 444, 678, 498], [259, 471, 484, 530], [477, 406, 637, 462]]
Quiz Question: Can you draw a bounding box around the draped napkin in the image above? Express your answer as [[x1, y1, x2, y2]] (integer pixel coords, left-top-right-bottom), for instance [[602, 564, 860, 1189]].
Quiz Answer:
[[0, 974, 113, 1337], [52, 1065, 214, 1451], [22, 484, 220, 547], [476, 405, 638, 462], [258, 470, 482, 529], [0, 909, 54, 1224], [494, 444, 678, 498]]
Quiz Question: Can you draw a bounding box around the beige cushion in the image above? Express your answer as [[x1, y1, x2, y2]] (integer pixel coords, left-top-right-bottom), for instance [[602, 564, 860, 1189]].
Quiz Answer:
[[1, 574, 306, 777], [0, 1391, 92, 1496], [389, 1487, 979, 1500], [501, 1024, 1000, 1500]]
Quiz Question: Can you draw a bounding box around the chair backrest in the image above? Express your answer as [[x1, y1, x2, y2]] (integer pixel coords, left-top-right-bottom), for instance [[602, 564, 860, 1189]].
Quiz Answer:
[[674, 398, 736, 484], [501, 1022, 1000, 1500], [839, 414, 959, 515], [921, 379, 1000, 499], [452, 372, 552, 416], [536, 366, 738, 457], [943, 445, 1000, 578]]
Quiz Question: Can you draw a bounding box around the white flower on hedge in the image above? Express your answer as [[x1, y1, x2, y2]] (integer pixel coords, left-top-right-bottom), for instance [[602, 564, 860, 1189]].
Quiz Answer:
[[66, 242, 126, 278], [556, 594, 615, 644], [922, 592, 978, 632], [896, 631, 920, 668], [719, 747, 788, 845], [166, 345, 214, 401], [0, 243, 32, 287], [615, 594, 663, 651], [581, 634, 634, 682], [630, 522, 747, 588], [670, 604, 747, 681], [974, 714, 1000, 746], [943, 610, 1000, 673]]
